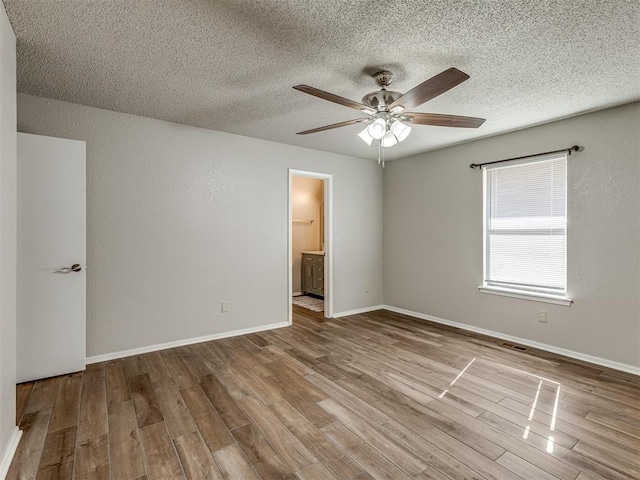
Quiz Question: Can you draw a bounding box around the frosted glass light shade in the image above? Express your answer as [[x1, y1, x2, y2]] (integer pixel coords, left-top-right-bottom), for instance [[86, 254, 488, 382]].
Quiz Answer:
[[391, 120, 411, 142], [367, 118, 386, 139], [381, 130, 398, 148], [358, 126, 373, 145]]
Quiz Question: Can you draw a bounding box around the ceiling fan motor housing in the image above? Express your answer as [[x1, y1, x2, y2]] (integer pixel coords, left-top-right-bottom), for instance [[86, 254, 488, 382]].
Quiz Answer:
[[361, 70, 402, 111], [361, 90, 402, 112]]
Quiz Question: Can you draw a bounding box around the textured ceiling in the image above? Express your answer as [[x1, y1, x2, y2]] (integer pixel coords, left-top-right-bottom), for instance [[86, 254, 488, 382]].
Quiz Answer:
[[4, 0, 640, 160]]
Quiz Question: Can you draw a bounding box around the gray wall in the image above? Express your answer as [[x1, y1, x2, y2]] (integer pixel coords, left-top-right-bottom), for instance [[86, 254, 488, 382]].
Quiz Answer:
[[0, 1, 16, 467], [15, 93, 639, 370], [17, 94, 384, 358], [384, 102, 640, 368]]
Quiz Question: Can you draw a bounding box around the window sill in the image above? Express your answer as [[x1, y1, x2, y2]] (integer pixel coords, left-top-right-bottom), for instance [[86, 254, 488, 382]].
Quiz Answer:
[[478, 286, 572, 306]]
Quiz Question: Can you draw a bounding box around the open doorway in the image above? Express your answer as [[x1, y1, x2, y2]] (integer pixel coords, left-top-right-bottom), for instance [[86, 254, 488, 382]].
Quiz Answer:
[[288, 169, 333, 324]]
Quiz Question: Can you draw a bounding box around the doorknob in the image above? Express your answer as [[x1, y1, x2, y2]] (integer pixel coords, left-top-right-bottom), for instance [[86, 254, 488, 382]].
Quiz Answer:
[[54, 264, 83, 274]]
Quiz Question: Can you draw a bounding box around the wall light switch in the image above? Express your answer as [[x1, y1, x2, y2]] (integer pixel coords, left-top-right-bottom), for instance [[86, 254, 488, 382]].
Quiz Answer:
[[538, 311, 547, 323], [364, 284, 370, 293], [221, 302, 229, 313]]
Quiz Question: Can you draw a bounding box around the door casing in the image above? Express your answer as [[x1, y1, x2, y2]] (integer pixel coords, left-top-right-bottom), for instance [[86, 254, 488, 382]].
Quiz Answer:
[[288, 169, 333, 324]]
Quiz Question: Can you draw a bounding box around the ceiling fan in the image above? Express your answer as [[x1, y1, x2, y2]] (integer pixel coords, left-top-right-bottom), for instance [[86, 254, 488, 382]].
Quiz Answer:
[[293, 68, 485, 165]]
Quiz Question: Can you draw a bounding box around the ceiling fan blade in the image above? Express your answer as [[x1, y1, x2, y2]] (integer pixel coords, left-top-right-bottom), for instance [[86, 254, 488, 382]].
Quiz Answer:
[[403, 112, 485, 128], [296, 118, 369, 135], [294, 85, 375, 115], [389, 68, 470, 111]]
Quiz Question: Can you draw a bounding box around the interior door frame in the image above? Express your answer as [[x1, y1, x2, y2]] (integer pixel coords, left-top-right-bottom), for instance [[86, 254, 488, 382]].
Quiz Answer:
[[288, 169, 333, 324]]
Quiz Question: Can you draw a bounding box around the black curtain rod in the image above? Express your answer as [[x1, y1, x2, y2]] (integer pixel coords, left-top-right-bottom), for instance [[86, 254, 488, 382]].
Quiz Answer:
[[469, 145, 581, 169]]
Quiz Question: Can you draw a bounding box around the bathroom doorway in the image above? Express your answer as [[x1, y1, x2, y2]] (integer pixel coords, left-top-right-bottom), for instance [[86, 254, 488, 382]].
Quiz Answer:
[[288, 169, 333, 324]]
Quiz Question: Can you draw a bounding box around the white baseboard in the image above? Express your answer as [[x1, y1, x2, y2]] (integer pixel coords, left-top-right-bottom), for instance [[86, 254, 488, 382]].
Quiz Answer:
[[383, 305, 640, 376], [86, 321, 290, 364], [0, 427, 22, 479], [332, 305, 384, 318], [85, 305, 639, 376]]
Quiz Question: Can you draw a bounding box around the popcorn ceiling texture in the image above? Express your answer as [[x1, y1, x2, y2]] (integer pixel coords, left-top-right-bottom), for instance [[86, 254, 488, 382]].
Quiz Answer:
[[4, 0, 640, 160]]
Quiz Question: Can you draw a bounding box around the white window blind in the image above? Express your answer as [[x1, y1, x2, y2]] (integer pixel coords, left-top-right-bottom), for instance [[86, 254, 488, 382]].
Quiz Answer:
[[483, 152, 567, 295]]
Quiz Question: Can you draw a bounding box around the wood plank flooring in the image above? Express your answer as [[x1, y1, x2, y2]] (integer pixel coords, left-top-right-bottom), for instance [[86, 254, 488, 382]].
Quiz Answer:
[[8, 307, 640, 479]]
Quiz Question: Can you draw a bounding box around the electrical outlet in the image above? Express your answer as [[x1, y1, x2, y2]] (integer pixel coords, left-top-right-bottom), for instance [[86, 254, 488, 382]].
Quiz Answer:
[[538, 311, 547, 323], [364, 284, 370, 293], [221, 302, 229, 313]]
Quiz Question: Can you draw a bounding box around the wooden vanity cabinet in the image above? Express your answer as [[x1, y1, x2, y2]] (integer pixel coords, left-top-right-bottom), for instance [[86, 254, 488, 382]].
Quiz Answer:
[[302, 252, 324, 297]]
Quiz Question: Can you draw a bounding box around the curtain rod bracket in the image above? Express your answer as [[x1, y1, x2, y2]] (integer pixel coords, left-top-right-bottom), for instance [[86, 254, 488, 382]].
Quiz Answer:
[[470, 145, 581, 169]]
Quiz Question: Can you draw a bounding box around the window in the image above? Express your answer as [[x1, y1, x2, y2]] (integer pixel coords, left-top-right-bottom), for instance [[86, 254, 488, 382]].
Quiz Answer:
[[480, 152, 571, 305]]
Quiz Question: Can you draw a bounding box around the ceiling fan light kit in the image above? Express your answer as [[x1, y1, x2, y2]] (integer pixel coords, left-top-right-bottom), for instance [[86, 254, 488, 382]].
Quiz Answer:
[[357, 127, 374, 146], [381, 130, 398, 148], [391, 120, 411, 142], [362, 116, 411, 148], [293, 67, 486, 167], [368, 117, 387, 139]]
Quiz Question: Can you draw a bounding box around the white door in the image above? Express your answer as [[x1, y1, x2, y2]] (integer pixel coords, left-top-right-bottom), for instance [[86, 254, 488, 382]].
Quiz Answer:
[[17, 133, 86, 383]]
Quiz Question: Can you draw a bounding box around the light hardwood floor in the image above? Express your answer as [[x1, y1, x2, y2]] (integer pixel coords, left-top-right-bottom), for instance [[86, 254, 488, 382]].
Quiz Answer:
[[8, 307, 640, 480]]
